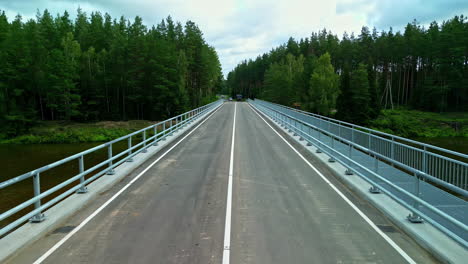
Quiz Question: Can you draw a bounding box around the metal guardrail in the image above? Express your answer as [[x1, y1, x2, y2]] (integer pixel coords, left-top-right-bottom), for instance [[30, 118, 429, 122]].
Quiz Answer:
[[249, 99, 468, 248], [0, 100, 223, 237], [256, 99, 468, 191]]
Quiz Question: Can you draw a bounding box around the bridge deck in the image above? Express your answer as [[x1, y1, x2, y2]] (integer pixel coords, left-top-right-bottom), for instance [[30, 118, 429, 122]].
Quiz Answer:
[[7, 103, 436, 264]]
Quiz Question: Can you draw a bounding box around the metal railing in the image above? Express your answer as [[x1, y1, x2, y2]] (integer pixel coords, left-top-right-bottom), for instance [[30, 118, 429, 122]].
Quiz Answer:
[[255, 99, 468, 191], [249, 99, 468, 247], [0, 100, 223, 237]]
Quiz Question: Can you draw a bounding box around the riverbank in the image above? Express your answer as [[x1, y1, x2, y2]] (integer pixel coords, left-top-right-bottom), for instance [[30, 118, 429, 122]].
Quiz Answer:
[[369, 109, 468, 138], [0, 120, 156, 144]]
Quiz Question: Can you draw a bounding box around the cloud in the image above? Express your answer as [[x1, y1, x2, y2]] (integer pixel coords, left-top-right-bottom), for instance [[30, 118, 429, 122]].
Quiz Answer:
[[1, 0, 466, 76]]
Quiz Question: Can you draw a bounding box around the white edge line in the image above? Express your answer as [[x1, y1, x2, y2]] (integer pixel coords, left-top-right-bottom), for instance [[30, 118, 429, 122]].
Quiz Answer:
[[247, 103, 417, 264], [222, 102, 236, 264], [32, 103, 225, 264]]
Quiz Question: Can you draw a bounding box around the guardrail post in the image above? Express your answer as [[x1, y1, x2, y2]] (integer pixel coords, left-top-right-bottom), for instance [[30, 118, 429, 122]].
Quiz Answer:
[[107, 144, 115, 175], [407, 172, 424, 223], [29, 172, 45, 222], [153, 126, 158, 146], [142, 130, 148, 153], [293, 120, 298, 136], [345, 129, 354, 175], [306, 126, 313, 146], [422, 145, 427, 173], [127, 137, 134, 162], [391, 136, 395, 167], [169, 120, 174, 136], [316, 129, 322, 153], [77, 155, 88, 193], [368, 131, 372, 150], [345, 143, 353, 175], [328, 135, 336, 162], [162, 122, 166, 140], [369, 154, 382, 193]]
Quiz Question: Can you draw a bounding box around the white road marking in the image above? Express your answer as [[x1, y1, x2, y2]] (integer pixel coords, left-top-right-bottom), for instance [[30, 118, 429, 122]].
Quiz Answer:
[[222, 102, 236, 264], [247, 103, 417, 264], [32, 103, 225, 264]]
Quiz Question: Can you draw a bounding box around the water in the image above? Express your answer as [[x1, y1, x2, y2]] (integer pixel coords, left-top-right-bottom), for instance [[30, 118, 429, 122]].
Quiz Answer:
[[414, 137, 468, 155], [0, 141, 135, 229]]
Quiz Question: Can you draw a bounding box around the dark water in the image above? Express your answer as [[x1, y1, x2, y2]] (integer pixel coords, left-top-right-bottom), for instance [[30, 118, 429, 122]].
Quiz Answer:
[[0, 141, 136, 229], [414, 137, 468, 155]]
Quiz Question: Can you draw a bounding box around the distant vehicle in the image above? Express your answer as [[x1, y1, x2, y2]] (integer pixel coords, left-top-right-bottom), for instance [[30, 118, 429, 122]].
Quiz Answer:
[[236, 94, 243, 101], [229, 97, 233, 101]]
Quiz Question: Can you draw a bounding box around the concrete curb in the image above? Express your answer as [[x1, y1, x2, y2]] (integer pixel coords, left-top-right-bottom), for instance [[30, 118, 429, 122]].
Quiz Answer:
[[251, 103, 467, 264], [0, 105, 221, 263]]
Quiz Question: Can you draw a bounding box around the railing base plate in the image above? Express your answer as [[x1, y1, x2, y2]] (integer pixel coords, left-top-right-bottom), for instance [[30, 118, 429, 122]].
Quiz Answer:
[[407, 214, 424, 223], [29, 213, 46, 223], [77, 186, 88, 194], [369, 186, 382, 194]]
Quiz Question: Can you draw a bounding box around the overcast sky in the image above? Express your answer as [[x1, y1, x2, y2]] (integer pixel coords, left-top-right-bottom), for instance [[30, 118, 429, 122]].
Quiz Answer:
[[1, 0, 466, 76]]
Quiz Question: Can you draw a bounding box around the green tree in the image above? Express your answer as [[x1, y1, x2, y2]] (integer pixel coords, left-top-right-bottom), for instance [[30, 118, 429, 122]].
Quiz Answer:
[[307, 52, 339, 115], [349, 63, 370, 123]]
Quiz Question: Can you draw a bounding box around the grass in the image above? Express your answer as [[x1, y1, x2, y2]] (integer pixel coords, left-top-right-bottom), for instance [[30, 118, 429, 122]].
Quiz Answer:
[[0, 120, 157, 144], [369, 109, 468, 138]]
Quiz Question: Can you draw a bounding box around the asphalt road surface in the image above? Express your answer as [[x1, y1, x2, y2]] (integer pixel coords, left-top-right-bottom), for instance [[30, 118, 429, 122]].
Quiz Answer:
[[7, 102, 437, 264]]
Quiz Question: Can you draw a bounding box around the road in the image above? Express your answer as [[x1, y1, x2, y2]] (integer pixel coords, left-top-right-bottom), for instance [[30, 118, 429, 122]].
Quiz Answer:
[[7, 102, 436, 264]]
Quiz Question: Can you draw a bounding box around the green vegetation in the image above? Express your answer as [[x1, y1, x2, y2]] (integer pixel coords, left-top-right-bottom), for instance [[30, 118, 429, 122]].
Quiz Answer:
[[227, 15, 468, 130], [369, 109, 468, 138], [0, 120, 155, 144], [0, 9, 223, 139]]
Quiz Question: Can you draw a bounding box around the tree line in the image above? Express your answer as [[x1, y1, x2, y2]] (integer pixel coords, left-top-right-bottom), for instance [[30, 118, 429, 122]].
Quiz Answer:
[[0, 9, 223, 136], [227, 15, 468, 124]]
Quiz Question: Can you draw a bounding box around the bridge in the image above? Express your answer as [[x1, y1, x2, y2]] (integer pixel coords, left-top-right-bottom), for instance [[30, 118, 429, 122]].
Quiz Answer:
[[0, 100, 467, 263]]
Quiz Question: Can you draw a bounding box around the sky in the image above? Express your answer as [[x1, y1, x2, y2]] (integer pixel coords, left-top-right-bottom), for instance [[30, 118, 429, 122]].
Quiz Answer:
[[1, 0, 467, 76]]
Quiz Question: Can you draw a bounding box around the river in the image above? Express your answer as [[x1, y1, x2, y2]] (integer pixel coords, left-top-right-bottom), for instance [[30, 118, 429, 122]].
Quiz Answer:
[[0, 141, 132, 229]]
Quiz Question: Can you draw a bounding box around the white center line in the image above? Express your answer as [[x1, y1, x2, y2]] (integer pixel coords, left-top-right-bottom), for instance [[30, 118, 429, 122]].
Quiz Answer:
[[32, 103, 225, 264], [222, 102, 236, 264], [247, 103, 417, 264]]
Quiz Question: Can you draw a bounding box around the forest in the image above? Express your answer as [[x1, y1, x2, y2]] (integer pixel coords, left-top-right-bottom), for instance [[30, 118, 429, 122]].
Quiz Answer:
[[0, 9, 223, 138], [227, 15, 468, 125]]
